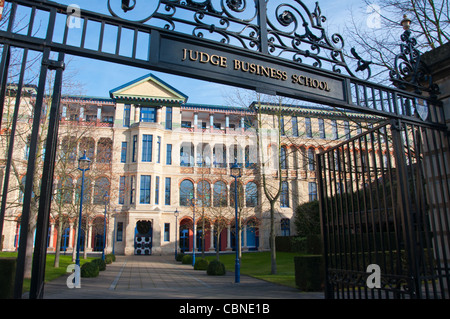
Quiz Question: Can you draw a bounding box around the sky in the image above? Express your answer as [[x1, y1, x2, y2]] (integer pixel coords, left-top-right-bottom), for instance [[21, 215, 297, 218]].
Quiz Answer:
[[48, 0, 371, 105]]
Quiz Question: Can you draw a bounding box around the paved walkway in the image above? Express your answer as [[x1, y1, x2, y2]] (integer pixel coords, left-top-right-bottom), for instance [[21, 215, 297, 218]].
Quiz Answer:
[[42, 255, 324, 299]]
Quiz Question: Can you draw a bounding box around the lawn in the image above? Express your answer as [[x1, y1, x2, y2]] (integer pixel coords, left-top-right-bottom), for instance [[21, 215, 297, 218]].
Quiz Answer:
[[205, 251, 306, 289], [0, 252, 94, 293]]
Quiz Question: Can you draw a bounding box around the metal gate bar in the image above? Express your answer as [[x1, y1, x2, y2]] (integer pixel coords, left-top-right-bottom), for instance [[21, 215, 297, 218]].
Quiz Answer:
[[318, 120, 450, 299]]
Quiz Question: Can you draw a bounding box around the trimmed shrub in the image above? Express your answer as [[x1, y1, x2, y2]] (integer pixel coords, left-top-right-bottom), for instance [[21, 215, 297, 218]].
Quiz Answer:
[[91, 258, 107, 271], [81, 262, 99, 278], [294, 200, 321, 237], [182, 254, 193, 265], [105, 254, 115, 264], [176, 252, 185, 262], [294, 255, 324, 291], [207, 260, 226, 276], [194, 258, 209, 270], [0, 258, 16, 299]]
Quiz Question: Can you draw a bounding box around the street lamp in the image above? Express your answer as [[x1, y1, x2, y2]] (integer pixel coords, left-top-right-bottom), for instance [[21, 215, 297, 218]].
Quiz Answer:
[[191, 198, 196, 267], [174, 208, 179, 260], [102, 191, 109, 261], [400, 14, 412, 31], [76, 150, 91, 267], [230, 159, 241, 283]]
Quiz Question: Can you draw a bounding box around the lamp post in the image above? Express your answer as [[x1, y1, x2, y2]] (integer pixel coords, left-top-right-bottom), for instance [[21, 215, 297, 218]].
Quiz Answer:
[[102, 192, 109, 261], [76, 150, 91, 267], [191, 198, 196, 267], [174, 208, 179, 260], [230, 159, 241, 283]]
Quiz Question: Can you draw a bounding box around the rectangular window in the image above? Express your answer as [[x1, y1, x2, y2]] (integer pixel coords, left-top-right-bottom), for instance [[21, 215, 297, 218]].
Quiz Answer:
[[140, 107, 156, 122], [164, 223, 170, 242], [318, 118, 325, 139], [280, 116, 285, 136], [121, 142, 127, 163], [119, 176, 126, 204], [155, 176, 160, 205], [157, 136, 161, 163], [132, 135, 137, 162], [165, 177, 171, 205], [123, 104, 130, 127], [166, 144, 172, 165], [308, 182, 317, 201], [305, 117, 312, 138], [291, 116, 298, 137], [308, 148, 315, 171], [165, 107, 172, 130], [116, 222, 123, 242], [181, 121, 191, 128], [130, 175, 136, 204], [281, 181, 289, 207], [142, 134, 153, 162], [344, 120, 350, 139], [332, 120, 338, 140], [140, 175, 151, 204]]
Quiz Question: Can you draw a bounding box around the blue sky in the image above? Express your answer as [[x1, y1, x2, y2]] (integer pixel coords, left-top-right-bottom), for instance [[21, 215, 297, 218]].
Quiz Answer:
[[52, 0, 368, 105]]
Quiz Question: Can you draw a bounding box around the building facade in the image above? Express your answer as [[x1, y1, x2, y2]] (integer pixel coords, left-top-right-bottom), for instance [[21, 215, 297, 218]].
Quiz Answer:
[[0, 73, 377, 255]]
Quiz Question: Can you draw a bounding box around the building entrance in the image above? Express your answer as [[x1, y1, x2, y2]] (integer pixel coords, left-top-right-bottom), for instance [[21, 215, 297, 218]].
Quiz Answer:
[[134, 220, 152, 255]]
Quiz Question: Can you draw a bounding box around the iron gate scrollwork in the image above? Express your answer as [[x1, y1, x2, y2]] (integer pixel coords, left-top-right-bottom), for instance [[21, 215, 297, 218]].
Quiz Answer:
[[317, 120, 450, 299]]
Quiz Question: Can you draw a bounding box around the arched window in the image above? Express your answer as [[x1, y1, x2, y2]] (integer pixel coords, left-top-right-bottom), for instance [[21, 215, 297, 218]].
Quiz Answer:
[[197, 180, 211, 207], [97, 138, 112, 163], [230, 181, 243, 207], [76, 176, 92, 204], [213, 181, 227, 207], [281, 218, 290, 236], [280, 181, 289, 207], [280, 146, 288, 169], [93, 177, 110, 204], [245, 182, 258, 207], [179, 179, 194, 206], [79, 137, 95, 159], [57, 176, 73, 204]]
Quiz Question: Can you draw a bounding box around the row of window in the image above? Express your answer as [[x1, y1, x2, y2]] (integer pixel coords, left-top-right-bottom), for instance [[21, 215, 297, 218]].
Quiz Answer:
[[123, 106, 173, 130], [115, 177, 318, 207], [281, 116, 362, 140], [118, 175, 171, 206], [121, 135, 171, 164]]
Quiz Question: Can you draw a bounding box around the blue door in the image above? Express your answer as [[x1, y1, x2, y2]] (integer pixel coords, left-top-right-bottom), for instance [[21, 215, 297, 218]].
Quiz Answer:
[[180, 228, 189, 253]]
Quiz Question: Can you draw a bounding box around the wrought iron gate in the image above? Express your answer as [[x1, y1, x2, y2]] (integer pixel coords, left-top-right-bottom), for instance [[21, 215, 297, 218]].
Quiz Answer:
[[317, 119, 450, 299], [0, 0, 448, 300]]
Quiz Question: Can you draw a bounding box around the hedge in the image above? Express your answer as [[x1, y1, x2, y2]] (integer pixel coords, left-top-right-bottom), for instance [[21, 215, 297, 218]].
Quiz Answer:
[[194, 258, 209, 270], [0, 258, 16, 299], [91, 258, 107, 271], [81, 262, 99, 278], [294, 255, 324, 291], [276, 235, 322, 254], [182, 254, 193, 265], [207, 260, 226, 276]]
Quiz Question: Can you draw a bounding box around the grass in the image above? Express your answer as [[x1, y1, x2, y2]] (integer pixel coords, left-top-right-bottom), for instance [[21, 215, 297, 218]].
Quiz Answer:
[[205, 251, 307, 289], [0, 252, 94, 293]]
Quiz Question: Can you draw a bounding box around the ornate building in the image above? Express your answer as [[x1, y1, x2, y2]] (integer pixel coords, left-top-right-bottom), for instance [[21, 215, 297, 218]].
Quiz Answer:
[[0, 73, 377, 255]]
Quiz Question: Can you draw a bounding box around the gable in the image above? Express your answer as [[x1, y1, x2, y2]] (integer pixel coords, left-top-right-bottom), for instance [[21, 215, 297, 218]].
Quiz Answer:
[[109, 73, 188, 105]]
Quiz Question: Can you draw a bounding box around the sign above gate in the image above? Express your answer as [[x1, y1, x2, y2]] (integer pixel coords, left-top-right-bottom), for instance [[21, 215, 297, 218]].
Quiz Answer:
[[157, 33, 345, 102]]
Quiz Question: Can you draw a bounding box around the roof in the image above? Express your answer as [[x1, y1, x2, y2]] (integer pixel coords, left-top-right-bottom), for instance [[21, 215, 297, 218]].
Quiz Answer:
[[109, 73, 188, 105]]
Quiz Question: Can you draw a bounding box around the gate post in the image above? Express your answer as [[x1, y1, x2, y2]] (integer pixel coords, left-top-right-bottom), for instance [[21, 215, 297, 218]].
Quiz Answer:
[[316, 152, 333, 299], [389, 118, 421, 298], [29, 52, 65, 299]]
